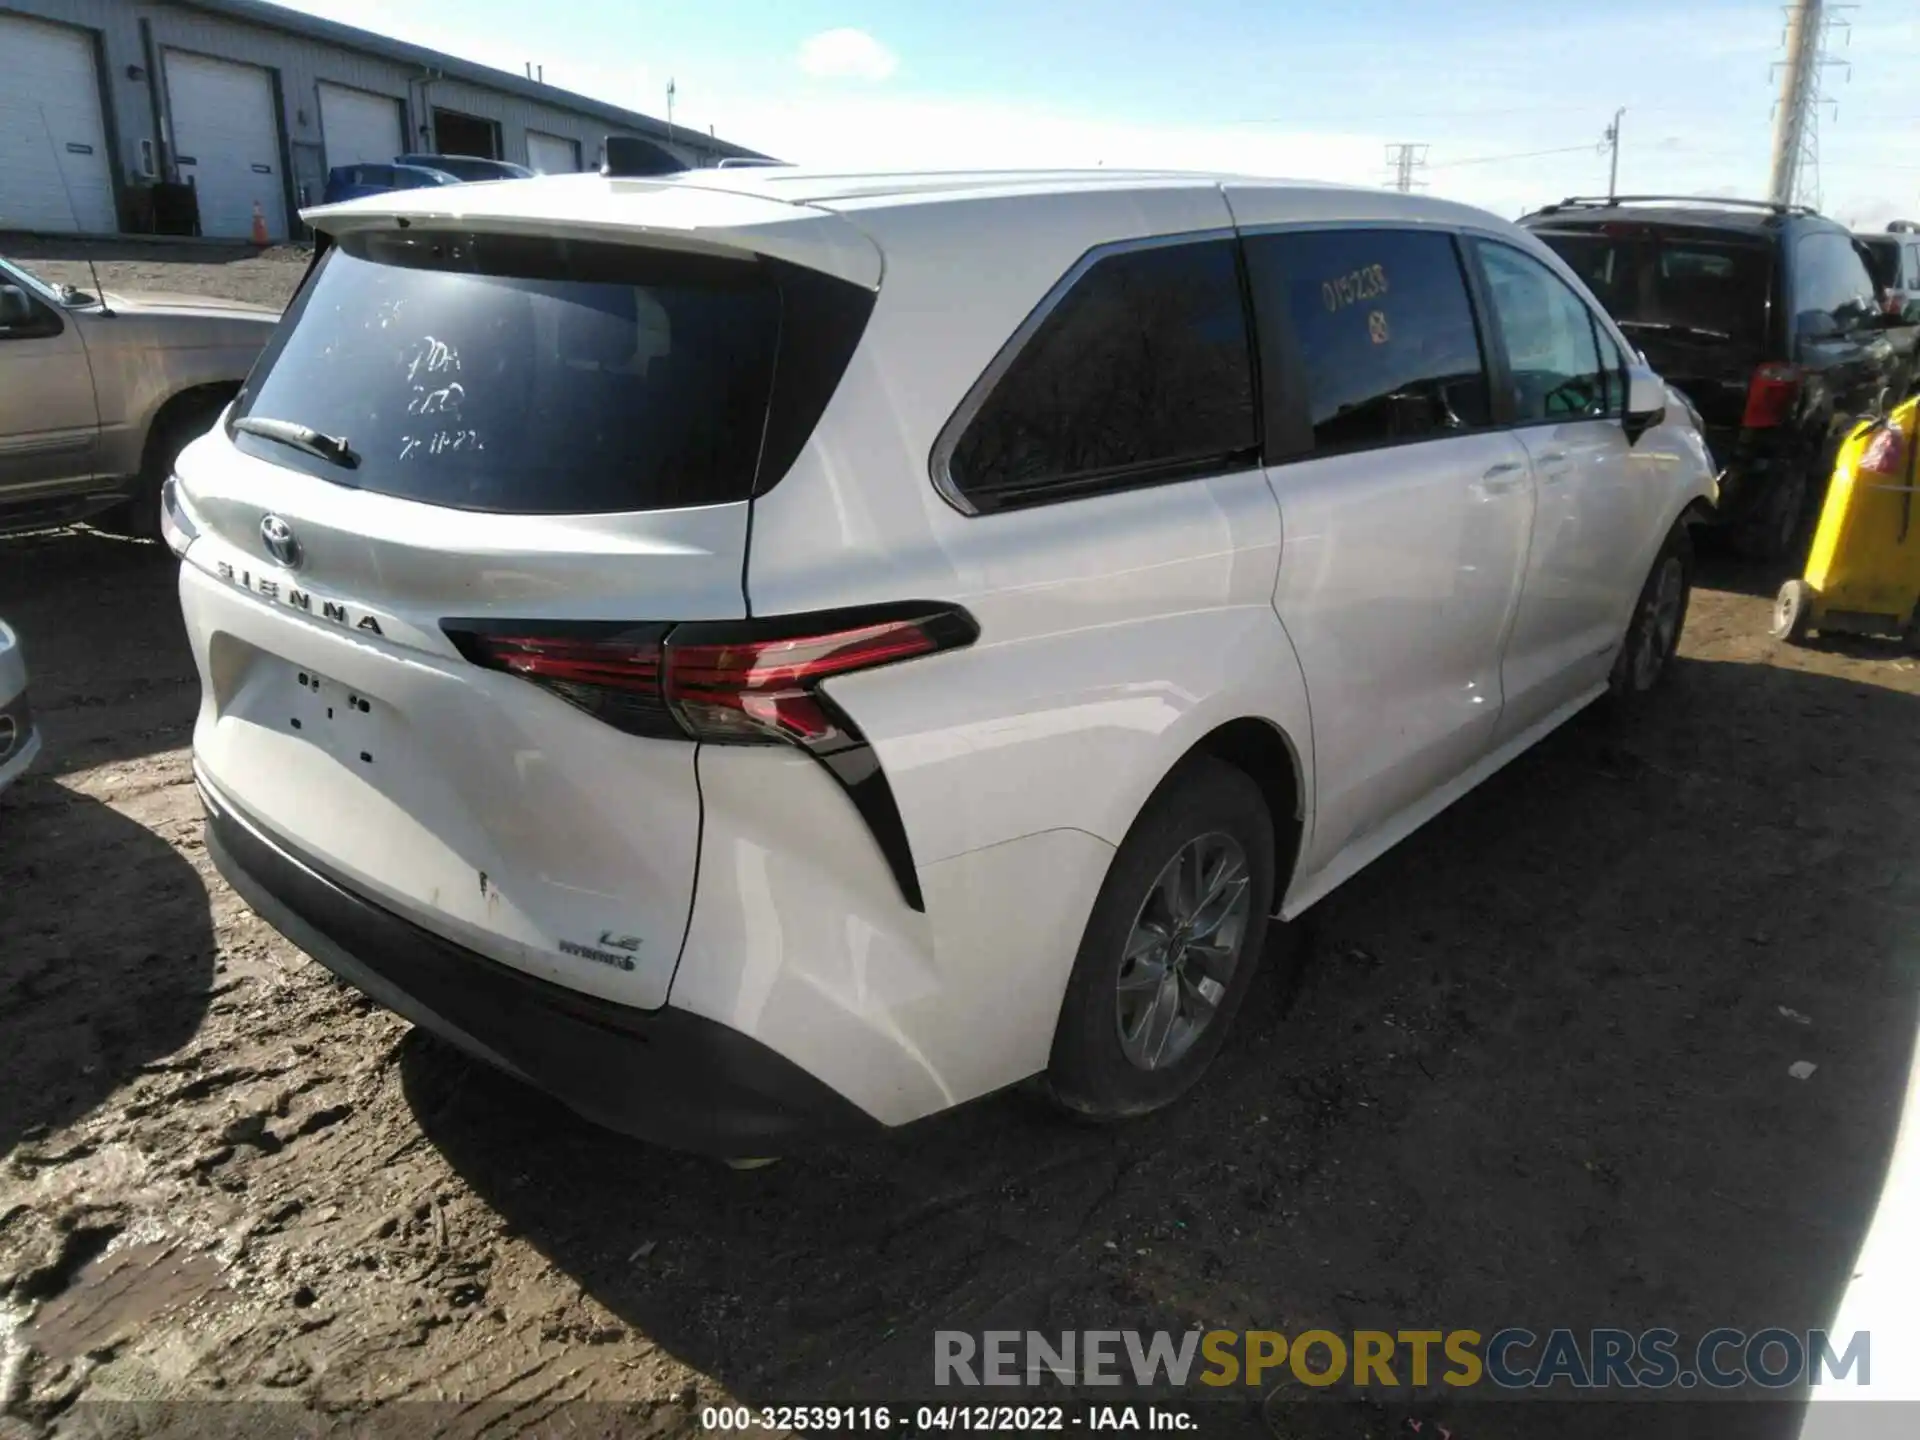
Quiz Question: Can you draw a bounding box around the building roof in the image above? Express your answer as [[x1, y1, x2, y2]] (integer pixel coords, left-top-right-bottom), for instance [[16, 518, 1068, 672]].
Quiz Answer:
[[177, 0, 766, 160]]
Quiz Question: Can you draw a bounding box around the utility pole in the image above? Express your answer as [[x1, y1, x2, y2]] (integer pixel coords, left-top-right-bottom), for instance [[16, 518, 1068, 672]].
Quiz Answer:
[[1769, 1, 1820, 205], [1384, 142, 1428, 194], [666, 78, 677, 148], [1769, 1, 1850, 209], [1604, 108, 1624, 198]]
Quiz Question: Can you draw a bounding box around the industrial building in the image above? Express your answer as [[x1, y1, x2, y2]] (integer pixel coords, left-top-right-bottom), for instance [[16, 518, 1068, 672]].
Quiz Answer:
[[0, 0, 763, 241]]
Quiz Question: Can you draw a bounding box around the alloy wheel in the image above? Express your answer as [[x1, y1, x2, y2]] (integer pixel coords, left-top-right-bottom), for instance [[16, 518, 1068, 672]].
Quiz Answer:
[[1632, 555, 1686, 690], [1114, 832, 1253, 1071]]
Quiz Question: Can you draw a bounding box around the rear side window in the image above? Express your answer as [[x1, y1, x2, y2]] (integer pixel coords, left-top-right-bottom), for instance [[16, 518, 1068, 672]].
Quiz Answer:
[[1472, 240, 1613, 424], [1794, 231, 1877, 329], [231, 230, 787, 513], [1244, 227, 1491, 454], [944, 238, 1256, 510]]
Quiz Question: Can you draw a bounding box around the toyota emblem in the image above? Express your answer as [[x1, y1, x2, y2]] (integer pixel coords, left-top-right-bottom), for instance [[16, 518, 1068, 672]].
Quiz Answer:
[[260, 514, 303, 570]]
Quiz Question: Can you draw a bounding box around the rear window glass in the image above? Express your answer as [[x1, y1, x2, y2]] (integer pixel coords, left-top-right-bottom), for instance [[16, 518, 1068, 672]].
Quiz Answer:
[[1535, 230, 1771, 348], [231, 230, 781, 513]]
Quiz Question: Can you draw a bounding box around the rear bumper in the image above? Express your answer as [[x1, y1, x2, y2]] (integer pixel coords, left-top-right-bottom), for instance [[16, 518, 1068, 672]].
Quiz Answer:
[[199, 775, 880, 1155]]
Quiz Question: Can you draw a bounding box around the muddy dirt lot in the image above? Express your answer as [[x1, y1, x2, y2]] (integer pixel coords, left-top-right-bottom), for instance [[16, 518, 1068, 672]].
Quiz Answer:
[[3, 243, 1920, 1440]]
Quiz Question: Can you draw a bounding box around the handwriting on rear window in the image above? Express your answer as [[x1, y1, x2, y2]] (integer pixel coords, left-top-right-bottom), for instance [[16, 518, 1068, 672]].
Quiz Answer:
[[398, 335, 480, 460], [405, 336, 461, 380], [398, 430, 482, 460]]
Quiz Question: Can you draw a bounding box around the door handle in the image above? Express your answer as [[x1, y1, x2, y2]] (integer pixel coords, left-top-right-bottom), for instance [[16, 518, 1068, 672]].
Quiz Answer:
[[1531, 449, 1573, 484], [1479, 460, 1527, 494]]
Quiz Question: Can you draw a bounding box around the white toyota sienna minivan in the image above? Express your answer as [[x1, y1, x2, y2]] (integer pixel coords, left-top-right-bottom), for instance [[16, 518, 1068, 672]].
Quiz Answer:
[[167, 168, 1717, 1155]]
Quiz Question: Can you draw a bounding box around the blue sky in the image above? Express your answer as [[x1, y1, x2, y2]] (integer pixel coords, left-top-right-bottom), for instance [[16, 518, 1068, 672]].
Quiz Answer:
[[282, 0, 1918, 225]]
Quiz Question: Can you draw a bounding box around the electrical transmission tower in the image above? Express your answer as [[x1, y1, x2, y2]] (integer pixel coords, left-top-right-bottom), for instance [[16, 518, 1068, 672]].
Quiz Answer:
[[1384, 143, 1429, 194], [1768, 0, 1851, 209]]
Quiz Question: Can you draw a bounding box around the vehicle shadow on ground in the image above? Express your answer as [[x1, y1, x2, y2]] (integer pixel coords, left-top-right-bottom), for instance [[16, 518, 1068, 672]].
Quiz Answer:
[[407, 654, 1920, 1440], [0, 530, 198, 775], [1695, 546, 1797, 602], [0, 771, 215, 1157]]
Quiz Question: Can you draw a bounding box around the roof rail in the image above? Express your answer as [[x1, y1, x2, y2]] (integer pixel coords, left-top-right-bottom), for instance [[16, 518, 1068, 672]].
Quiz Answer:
[[1531, 194, 1818, 218]]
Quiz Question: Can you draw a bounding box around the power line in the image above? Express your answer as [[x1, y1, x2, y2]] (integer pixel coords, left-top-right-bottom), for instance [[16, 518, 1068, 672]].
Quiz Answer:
[[1231, 101, 1737, 127], [1426, 144, 1595, 170]]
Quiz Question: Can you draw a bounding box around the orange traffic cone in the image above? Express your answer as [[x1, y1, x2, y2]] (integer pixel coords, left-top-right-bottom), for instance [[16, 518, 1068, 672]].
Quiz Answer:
[[250, 201, 269, 247]]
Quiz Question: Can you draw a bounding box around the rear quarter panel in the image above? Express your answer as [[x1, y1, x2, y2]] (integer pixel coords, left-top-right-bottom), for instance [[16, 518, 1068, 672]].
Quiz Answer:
[[748, 185, 1317, 870]]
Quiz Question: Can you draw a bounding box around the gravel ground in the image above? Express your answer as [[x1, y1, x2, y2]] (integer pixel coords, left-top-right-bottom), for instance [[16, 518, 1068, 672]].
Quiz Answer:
[[5, 237, 312, 307], [3, 244, 1920, 1440]]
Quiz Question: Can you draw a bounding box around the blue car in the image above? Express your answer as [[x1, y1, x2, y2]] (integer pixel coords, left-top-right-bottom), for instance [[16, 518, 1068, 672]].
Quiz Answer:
[[393, 154, 536, 183], [320, 162, 459, 206]]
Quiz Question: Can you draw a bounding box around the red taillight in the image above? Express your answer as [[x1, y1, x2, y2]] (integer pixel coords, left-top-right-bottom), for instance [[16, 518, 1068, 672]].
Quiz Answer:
[[447, 624, 675, 738], [1742, 363, 1801, 430], [444, 605, 977, 747], [665, 619, 943, 746], [467, 632, 662, 692], [1860, 425, 1909, 478]]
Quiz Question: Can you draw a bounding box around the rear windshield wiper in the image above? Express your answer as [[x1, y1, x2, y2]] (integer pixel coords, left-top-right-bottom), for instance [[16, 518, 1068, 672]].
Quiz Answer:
[[232, 415, 361, 469], [1617, 320, 1734, 342]]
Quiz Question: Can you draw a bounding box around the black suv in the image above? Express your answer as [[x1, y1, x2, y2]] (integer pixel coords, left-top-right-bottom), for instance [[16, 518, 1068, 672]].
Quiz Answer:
[[1855, 225, 1920, 397], [1520, 196, 1907, 558]]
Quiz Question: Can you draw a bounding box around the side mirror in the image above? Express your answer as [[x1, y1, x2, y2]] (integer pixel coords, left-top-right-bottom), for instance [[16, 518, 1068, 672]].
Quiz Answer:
[[1623, 370, 1666, 445], [0, 284, 34, 328]]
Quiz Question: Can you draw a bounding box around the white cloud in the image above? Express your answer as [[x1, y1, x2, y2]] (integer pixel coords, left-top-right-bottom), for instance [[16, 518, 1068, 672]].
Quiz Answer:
[[797, 28, 899, 83]]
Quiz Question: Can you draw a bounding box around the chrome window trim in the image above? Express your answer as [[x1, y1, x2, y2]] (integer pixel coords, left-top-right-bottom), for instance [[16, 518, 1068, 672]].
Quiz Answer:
[[927, 226, 1240, 517]]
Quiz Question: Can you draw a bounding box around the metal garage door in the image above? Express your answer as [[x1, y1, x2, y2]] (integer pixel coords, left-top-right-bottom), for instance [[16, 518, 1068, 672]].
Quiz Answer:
[[319, 83, 402, 171], [0, 14, 116, 233], [526, 131, 581, 174], [166, 51, 285, 241]]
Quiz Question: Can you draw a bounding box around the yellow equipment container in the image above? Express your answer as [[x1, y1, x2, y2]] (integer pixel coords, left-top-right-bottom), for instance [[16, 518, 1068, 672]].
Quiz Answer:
[[1772, 395, 1920, 645]]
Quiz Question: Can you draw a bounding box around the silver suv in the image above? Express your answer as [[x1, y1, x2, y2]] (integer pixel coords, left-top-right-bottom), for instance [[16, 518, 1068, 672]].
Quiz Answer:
[[0, 255, 278, 538]]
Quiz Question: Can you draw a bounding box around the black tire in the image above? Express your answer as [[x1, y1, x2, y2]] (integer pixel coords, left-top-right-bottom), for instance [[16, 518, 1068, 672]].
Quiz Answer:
[[1729, 465, 1810, 562], [1042, 757, 1275, 1121], [1607, 520, 1694, 705], [93, 396, 227, 541], [1771, 578, 1816, 643]]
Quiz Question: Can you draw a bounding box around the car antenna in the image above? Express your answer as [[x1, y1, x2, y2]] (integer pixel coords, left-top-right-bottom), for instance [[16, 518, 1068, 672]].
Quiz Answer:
[[36, 103, 113, 316]]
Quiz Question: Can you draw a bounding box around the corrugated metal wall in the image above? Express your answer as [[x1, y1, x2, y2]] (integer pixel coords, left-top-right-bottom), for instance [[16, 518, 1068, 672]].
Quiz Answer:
[[1, 0, 731, 236]]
